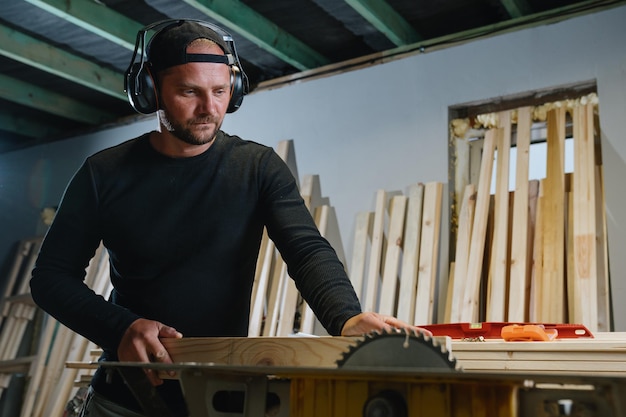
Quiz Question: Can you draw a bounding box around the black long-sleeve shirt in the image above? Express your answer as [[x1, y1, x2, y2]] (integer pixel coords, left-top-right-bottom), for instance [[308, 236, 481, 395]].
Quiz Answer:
[[30, 131, 361, 415]]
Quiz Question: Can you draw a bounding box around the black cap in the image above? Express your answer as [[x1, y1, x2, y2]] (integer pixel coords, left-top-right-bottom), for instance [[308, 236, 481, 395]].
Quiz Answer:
[[147, 21, 233, 73]]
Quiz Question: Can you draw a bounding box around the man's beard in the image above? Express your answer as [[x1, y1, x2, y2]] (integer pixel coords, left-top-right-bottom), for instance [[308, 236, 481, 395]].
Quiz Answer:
[[158, 109, 221, 146]]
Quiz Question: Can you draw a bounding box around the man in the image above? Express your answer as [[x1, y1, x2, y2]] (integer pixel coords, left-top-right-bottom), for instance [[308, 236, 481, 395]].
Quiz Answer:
[[30, 20, 421, 417]]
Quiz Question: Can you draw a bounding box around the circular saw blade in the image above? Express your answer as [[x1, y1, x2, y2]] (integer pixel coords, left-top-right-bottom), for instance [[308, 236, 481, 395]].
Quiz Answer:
[[337, 329, 458, 371]]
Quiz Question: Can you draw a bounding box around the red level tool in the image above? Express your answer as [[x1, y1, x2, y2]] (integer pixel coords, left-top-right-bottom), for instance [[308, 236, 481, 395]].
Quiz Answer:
[[420, 322, 593, 340]]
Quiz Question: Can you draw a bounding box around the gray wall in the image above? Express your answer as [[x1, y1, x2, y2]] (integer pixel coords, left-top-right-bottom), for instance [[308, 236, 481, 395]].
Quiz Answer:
[[1, 6, 625, 328]]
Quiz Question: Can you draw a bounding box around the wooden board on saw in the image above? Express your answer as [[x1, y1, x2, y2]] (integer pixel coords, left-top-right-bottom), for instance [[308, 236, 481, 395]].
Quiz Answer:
[[451, 332, 626, 376], [162, 336, 361, 368], [160, 335, 452, 369]]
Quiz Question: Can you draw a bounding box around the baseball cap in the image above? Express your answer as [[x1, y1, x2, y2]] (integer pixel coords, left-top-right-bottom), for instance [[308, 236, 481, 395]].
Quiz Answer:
[[147, 21, 234, 73]]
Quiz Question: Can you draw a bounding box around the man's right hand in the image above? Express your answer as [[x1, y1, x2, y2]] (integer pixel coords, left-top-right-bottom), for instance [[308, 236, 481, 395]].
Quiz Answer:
[[117, 318, 183, 386]]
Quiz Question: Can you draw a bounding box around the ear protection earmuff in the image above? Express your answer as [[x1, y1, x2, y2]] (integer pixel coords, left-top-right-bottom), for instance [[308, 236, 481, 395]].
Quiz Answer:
[[124, 19, 249, 115]]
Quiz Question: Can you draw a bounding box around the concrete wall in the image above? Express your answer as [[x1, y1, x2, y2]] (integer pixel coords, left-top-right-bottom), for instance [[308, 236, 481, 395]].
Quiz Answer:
[[1, 6, 624, 328]]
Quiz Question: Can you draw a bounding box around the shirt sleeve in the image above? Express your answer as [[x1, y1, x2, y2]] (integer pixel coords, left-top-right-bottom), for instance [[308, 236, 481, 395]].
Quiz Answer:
[[30, 161, 141, 352], [258, 150, 362, 335]]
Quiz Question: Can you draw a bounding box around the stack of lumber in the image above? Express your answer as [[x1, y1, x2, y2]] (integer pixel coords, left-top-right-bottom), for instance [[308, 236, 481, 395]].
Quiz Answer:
[[349, 182, 444, 326], [0, 237, 109, 417], [248, 139, 348, 337], [0, 238, 42, 399], [451, 332, 626, 376], [17, 244, 110, 417], [446, 97, 609, 332]]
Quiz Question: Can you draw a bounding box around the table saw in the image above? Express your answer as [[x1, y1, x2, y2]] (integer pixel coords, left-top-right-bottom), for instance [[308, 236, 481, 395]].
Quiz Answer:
[[94, 329, 626, 417]]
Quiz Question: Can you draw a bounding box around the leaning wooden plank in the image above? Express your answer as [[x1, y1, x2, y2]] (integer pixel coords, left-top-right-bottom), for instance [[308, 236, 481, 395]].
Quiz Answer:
[[349, 211, 374, 302], [540, 107, 566, 323], [448, 184, 476, 323], [378, 195, 408, 316], [301, 204, 347, 335], [396, 183, 425, 323], [566, 173, 575, 323], [19, 316, 58, 417], [263, 257, 297, 336], [413, 182, 443, 325], [276, 139, 299, 188], [525, 180, 539, 322], [486, 112, 512, 322], [263, 255, 287, 337], [528, 179, 545, 322], [301, 174, 330, 212], [572, 104, 598, 331], [362, 190, 388, 312], [32, 321, 74, 417], [248, 230, 273, 336], [0, 239, 34, 322], [507, 107, 532, 322], [595, 162, 610, 331], [461, 129, 498, 322]]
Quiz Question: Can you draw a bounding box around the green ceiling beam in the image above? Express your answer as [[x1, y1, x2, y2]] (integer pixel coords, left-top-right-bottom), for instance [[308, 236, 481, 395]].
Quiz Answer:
[[499, 0, 532, 18], [183, 0, 330, 70], [0, 24, 125, 100], [344, 0, 421, 46], [0, 73, 116, 124], [22, 0, 143, 50], [0, 109, 62, 139]]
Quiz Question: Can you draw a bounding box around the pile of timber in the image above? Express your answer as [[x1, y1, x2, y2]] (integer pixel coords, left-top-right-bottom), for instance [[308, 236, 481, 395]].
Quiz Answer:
[[447, 99, 609, 332], [0, 237, 109, 417], [349, 182, 444, 327], [248, 140, 348, 337], [351, 97, 609, 334]]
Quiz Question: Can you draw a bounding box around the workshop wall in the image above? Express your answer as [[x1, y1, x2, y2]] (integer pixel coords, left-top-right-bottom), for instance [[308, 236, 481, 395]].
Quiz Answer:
[[1, 6, 624, 328]]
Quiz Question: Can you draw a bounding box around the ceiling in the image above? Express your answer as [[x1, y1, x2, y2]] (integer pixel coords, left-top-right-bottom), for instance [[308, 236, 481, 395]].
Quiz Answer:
[[0, 0, 623, 154]]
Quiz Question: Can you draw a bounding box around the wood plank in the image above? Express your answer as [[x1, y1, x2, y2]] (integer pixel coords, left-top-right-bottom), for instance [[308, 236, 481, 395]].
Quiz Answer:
[[486, 111, 512, 321], [448, 184, 476, 323], [300, 204, 346, 335], [163, 336, 361, 367], [413, 182, 443, 325], [529, 179, 545, 322], [362, 190, 389, 312], [566, 173, 575, 323], [540, 107, 567, 323], [461, 129, 498, 322], [248, 230, 273, 336], [378, 195, 408, 316], [262, 252, 286, 337], [276, 139, 299, 188], [277, 275, 302, 337], [396, 184, 425, 323], [349, 211, 374, 303], [595, 163, 610, 331], [507, 107, 532, 322], [525, 180, 539, 322], [572, 104, 598, 331]]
